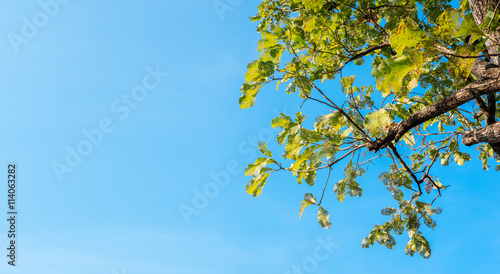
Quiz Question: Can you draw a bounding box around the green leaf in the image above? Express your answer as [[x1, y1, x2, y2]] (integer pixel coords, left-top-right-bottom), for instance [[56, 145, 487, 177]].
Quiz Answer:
[[353, 57, 365, 66], [333, 162, 364, 202], [454, 152, 470, 166], [390, 18, 427, 54], [285, 82, 297, 94], [365, 109, 391, 137], [249, 14, 262, 22], [299, 193, 318, 219], [245, 60, 261, 83], [246, 173, 270, 197], [435, 8, 461, 40], [257, 31, 279, 51], [239, 83, 263, 109], [440, 153, 451, 166], [258, 141, 272, 157], [318, 206, 331, 229], [341, 127, 353, 138], [277, 128, 290, 145], [271, 114, 292, 128], [304, 170, 316, 186], [245, 157, 273, 176], [341, 76, 356, 94], [375, 50, 423, 97], [433, 179, 447, 190], [333, 179, 347, 202], [391, 187, 404, 201], [310, 145, 332, 164], [296, 76, 312, 98], [402, 133, 416, 146], [381, 207, 397, 216], [405, 231, 431, 259], [303, 0, 324, 12]]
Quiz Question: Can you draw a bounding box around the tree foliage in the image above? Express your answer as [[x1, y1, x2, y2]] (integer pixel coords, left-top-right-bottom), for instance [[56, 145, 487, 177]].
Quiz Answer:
[[240, 0, 500, 258]]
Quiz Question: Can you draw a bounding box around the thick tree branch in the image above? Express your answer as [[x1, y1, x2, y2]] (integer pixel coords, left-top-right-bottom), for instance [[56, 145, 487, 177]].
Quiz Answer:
[[486, 93, 497, 125], [462, 122, 500, 147], [473, 94, 496, 124], [485, 93, 500, 156], [469, 0, 500, 152], [367, 67, 500, 151], [470, 0, 500, 64], [471, 59, 500, 76]]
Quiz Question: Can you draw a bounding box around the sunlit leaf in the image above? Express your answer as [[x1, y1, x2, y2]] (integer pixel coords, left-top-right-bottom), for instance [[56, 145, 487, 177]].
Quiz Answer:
[[299, 193, 318, 219]]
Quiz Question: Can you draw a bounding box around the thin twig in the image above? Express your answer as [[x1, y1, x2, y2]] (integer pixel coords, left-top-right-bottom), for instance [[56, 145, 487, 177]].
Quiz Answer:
[[388, 143, 422, 193], [319, 167, 332, 205], [487, 1, 500, 31], [282, 145, 365, 173]]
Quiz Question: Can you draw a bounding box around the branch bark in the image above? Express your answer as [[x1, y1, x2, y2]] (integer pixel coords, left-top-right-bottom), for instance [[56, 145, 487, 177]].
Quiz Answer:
[[469, 0, 500, 154], [471, 59, 500, 76], [469, 0, 500, 64], [462, 122, 500, 146]]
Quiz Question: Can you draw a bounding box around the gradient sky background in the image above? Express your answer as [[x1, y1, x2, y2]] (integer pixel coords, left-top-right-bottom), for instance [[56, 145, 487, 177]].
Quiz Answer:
[[0, 1, 499, 273]]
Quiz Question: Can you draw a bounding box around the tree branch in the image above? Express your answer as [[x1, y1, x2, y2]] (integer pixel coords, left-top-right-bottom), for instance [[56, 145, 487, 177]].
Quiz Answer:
[[367, 67, 500, 152], [473, 95, 495, 124], [388, 143, 421, 192], [471, 59, 500, 77], [462, 122, 500, 147], [486, 93, 497, 125], [326, 41, 390, 74]]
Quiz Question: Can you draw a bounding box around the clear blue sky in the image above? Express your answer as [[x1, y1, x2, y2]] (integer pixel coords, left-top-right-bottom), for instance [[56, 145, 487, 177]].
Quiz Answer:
[[0, 1, 499, 273]]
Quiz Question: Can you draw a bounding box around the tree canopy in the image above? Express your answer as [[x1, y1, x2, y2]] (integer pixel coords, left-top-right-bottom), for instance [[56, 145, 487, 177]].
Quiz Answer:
[[239, 0, 500, 258]]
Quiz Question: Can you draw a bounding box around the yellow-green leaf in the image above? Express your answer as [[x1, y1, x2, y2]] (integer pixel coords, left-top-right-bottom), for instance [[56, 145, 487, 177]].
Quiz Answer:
[[246, 173, 270, 197], [299, 193, 318, 219], [245, 157, 271, 176], [390, 19, 427, 54], [318, 206, 331, 229], [403, 133, 416, 146], [375, 50, 423, 97], [365, 109, 391, 137], [258, 141, 273, 157], [239, 83, 262, 109]]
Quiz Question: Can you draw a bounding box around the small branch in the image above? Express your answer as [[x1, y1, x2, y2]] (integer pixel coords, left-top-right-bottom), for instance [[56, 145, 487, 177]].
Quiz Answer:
[[319, 167, 332, 205], [440, 52, 500, 59], [388, 143, 422, 193], [308, 81, 371, 140], [282, 145, 365, 173], [305, 96, 335, 108], [388, 193, 420, 228], [325, 41, 390, 75], [367, 4, 407, 10], [423, 149, 440, 177], [430, 193, 440, 206], [486, 0, 500, 31]]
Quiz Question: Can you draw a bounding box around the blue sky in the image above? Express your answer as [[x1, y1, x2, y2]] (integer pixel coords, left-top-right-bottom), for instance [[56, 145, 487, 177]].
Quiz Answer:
[[0, 1, 499, 273]]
